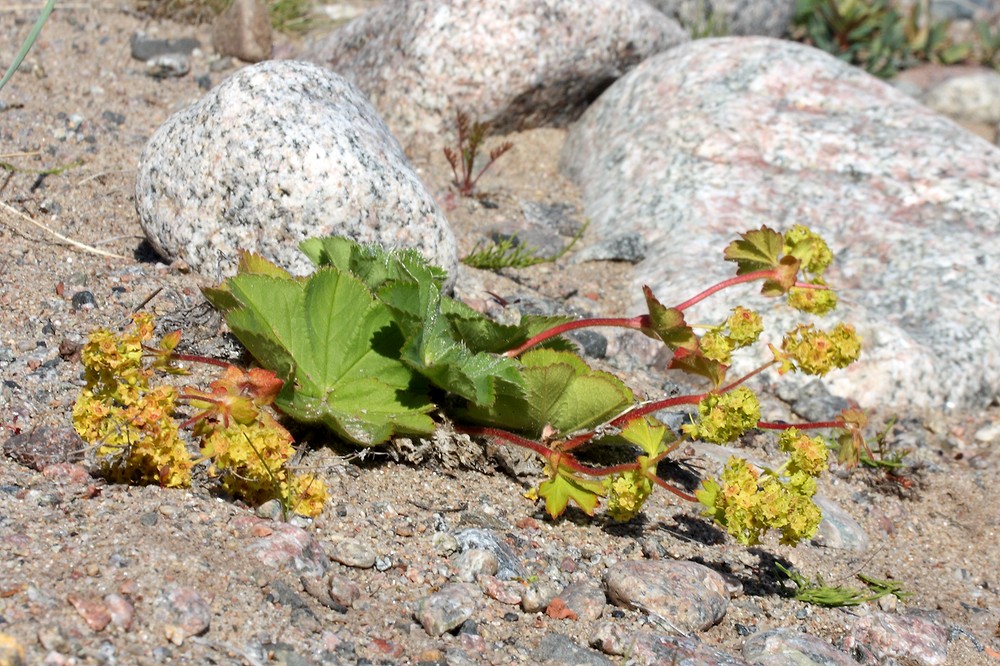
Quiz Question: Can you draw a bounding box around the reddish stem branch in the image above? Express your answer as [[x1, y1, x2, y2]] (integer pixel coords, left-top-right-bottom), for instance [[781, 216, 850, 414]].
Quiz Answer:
[[756, 420, 847, 431], [718, 360, 779, 394], [673, 269, 779, 312], [504, 315, 648, 358], [457, 425, 553, 459], [650, 475, 698, 502], [610, 394, 704, 428]]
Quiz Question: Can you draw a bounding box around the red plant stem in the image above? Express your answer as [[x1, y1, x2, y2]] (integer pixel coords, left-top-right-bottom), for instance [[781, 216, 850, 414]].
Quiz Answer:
[[650, 476, 698, 502], [756, 420, 847, 431], [610, 394, 703, 428], [504, 315, 647, 358], [717, 360, 779, 394], [505, 270, 828, 357], [556, 458, 640, 478], [457, 425, 553, 459], [673, 269, 779, 312], [144, 345, 231, 369]]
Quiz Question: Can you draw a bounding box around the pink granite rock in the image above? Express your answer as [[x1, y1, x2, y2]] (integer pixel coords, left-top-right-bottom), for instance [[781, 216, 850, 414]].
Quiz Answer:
[[562, 37, 1000, 412], [302, 0, 687, 149]]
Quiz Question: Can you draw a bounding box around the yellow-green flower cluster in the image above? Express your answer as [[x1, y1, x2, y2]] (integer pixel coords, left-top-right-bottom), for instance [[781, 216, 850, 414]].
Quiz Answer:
[[787, 281, 838, 315], [778, 428, 829, 476], [780, 323, 861, 375], [73, 314, 328, 516], [196, 411, 327, 513], [696, 456, 823, 546], [783, 224, 833, 277], [683, 386, 761, 443], [700, 307, 764, 364], [73, 314, 193, 487], [605, 468, 653, 522]]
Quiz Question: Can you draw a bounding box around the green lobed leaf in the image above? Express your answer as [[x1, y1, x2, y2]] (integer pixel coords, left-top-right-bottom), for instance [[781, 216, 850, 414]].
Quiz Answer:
[[641, 286, 698, 352], [460, 349, 634, 439], [619, 417, 675, 459], [211, 267, 435, 446], [379, 277, 524, 406], [537, 467, 606, 518], [299, 236, 447, 293], [668, 347, 729, 387], [723, 226, 785, 274]]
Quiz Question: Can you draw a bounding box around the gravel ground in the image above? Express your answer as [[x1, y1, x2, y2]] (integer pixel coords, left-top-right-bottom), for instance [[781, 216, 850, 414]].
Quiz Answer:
[[1, 4, 999, 665]]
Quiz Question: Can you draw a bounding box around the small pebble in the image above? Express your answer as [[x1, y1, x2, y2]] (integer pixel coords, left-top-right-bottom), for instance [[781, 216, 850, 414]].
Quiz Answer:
[[160, 586, 211, 645], [71, 290, 97, 310], [554, 582, 606, 622], [330, 538, 377, 569], [743, 627, 855, 665], [454, 548, 499, 582], [68, 594, 112, 632], [146, 54, 190, 79], [104, 593, 135, 630], [532, 632, 614, 666], [414, 583, 480, 637], [604, 560, 730, 633]]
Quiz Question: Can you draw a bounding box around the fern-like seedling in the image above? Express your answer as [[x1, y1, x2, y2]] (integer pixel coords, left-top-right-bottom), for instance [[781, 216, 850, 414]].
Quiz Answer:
[[462, 222, 588, 271], [443, 110, 513, 197]]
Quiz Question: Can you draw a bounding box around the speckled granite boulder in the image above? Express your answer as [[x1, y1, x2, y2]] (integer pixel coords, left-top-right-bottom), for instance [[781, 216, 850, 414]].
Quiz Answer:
[[646, 0, 795, 37], [742, 628, 856, 665], [301, 0, 687, 148], [561, 37, 1000, 412], [136, 60, 457, 281], [604, 560, 730, 632]]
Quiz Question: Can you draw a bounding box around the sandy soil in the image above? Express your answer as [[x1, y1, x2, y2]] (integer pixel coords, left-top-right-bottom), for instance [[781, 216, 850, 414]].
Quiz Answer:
[[1, 4, 999, 665]]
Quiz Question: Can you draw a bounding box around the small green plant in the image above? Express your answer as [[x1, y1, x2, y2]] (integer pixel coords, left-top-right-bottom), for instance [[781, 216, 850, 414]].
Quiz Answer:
[[791, 0, 969, 78], [72, 311, 327, 516], [134, 0, 317, 33], [677, 0, 731, 39], [776, 563, 911, 607], [192, 224, 865, 546], [443, 111, 514, 198], [462, 222, 588, 270], [0, 0, 56, 95], [973, 19, 1000, 67]]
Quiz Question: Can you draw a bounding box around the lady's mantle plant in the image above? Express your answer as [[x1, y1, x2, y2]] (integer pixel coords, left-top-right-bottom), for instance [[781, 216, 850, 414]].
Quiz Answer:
[[75, 225, 863, 546]]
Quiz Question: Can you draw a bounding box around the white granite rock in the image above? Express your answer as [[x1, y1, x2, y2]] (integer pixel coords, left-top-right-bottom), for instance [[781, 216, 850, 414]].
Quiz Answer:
[[136, 60, 457, 281], [561, 37, 1000, 412], [922, 68, 1000, 125], [646, 0, 795, 37], [301, 0, 687, 149]]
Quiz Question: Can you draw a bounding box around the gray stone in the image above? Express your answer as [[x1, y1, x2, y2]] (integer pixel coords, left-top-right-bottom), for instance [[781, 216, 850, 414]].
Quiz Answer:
[[146, 53, 190, 79], [604, 560, 729, 632], [561, 37, 1000, 412], [532, 632, 614, 666], [811, 496, 870, 551], [647, 0, 795, 37], [553, 582, 605, 622], [158, 586, 211, 646], [245, 521, 329, 577], [455, 528, 525, 580], [742, 628, 856, 665], [573, 232, 646, 264], [212, 0, 272, 63], [843, 611, 948, 665], [302, 0, 687, 148], [136, 60, 457, 281], [454, 548, 499, 582], [329, 537, 377, 569], [130, 32, 200, 61], [922, 69, 1000, 125], [414, 583, 480, 637], [610, 631, 749, 665]]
